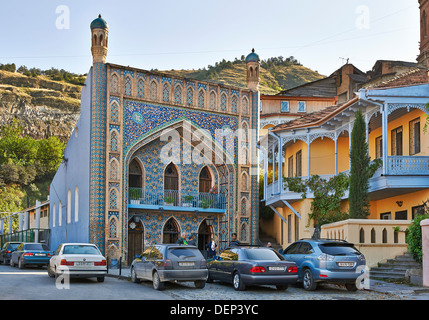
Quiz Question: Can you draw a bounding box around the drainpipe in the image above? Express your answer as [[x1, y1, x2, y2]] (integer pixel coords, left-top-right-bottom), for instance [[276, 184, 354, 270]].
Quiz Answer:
[[268, 129, 282, 195]]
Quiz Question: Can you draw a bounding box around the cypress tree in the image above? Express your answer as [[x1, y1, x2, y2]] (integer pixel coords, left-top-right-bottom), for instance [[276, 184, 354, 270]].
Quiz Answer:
[[349, 110, 370, 218]]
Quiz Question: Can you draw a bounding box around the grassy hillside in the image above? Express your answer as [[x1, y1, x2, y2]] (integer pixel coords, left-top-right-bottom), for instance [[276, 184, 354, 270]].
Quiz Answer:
[[162, 56, 325, 94]]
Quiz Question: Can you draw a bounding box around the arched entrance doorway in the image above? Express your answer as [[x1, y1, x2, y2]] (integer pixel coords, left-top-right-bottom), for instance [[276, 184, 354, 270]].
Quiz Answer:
[[198, 219, 213, 258], [199, 166, 212, 193], [163, 218, 180, 244], [128, 217, 144, 265]]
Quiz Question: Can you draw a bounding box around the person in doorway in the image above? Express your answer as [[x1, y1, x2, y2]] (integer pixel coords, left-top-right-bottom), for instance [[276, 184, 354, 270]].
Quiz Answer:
[[176, 232, 188, 245], [206, 237, 217, 259], [267, 242, 272, 248], [229, 233, 241, 247]]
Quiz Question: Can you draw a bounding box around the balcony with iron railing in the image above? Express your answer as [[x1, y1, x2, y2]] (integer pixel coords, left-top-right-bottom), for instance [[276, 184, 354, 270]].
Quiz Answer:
[[128, 188, 227, 213]]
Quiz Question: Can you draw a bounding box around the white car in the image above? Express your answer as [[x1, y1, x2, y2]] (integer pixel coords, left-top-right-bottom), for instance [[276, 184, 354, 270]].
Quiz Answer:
[[48, 243, 107, 282]]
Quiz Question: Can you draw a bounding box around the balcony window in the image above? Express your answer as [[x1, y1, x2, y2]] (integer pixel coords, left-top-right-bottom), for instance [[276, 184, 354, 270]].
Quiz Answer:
[[391, 126, 403, 156], [164, 163, 179, 191], [375, 136, 383, 159], [295, 150, 302, 177], [288, 156, 294, 177], [129, 159, 142, 188], [199, 166, 212, 193], [409, 118, 421, 155]]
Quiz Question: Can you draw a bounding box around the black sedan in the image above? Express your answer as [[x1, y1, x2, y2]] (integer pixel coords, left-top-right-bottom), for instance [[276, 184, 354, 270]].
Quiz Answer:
[[207, 246, 298, 291]]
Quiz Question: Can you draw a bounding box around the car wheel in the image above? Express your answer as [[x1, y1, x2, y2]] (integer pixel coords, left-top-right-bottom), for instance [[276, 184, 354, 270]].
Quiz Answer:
[[345, 283, 358, 291], [276, 285, 288, 291], [18, 258, 25, 269], [131, 267, 140, 283], [194, 280, 206, 289], [302, 269, 317, 291], [152, 271, 165, 291], [232, 272, 246, 291], [47, 265, 55, 278], [3, 257, 8, 265], [10, 258, 15, 267], [97, 276, 105, 283]]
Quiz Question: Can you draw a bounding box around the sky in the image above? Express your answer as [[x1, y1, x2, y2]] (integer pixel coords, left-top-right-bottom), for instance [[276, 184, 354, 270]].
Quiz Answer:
[[0, 0, 421, 77]]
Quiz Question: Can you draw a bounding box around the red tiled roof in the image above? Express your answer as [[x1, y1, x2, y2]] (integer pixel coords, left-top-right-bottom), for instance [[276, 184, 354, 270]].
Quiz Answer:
[[369, 68, 428, 89]]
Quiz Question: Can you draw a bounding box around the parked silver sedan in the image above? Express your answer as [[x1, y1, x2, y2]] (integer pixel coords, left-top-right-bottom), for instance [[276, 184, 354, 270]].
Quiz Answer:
[[130, 244, 208, 290]]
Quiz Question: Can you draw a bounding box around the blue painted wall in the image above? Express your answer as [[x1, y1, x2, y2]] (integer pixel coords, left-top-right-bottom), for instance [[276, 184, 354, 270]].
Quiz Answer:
[[49, 68, 93, 251]]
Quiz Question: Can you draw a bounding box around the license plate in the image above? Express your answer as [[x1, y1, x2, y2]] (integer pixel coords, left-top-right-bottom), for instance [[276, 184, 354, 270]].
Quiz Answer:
[[268, 266, 285, 271], [179, 262, 194, 267], [75, 262, 91, 266], [338, 262, 354, 267], [35, 253, 46, 256]]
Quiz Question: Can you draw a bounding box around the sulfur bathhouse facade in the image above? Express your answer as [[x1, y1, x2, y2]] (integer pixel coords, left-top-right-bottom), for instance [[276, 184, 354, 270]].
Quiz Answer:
[[49, 16, 260, 264]]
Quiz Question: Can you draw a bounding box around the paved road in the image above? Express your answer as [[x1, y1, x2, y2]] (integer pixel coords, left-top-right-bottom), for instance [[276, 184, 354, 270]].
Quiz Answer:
[[0, 264, 172, 300]]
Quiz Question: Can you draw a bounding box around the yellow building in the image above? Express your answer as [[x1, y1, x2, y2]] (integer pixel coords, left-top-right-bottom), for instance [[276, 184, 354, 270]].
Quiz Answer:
[[259, 69, 429, 267]]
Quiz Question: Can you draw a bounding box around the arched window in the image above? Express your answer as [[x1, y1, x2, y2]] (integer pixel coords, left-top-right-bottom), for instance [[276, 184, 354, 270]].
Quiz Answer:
[[382, 228, 388, 243], [110, 73, 119, 94], [174, 85, 182, 104], [109, 188, 118, 209], [110, 159, 119, 181], [109, 217, 117, 238], [137, 78, 145, 98], [242, 122, 248, 143], [59, 201, 62, 226], [198, 89, 205, 108], [241, 223, 248, 242], [129, 159, 142, 188], [220, 92, 227, 111], [164, 163, 179, 191], [209, 91, 216, 110], [163, 218, 180, 244], [371, 228, 376, 243], [162, 82, 170, 102], [150, 81, 158, 100], [67, 189, 71, 224], [110, 131, 118, 152], [199, 166, 212, 193], [52, 203, 56, 227], [74, 186, 79, 222], [110, 101, 119, 123], [241, 198, 248, 216], [241, 172, 248, 191], [186, 87, 194, 106], [359, 228, 365, 243], [231, 95, 238, 113], [124, 76, 132, 96], [242, 97, 249, 115]]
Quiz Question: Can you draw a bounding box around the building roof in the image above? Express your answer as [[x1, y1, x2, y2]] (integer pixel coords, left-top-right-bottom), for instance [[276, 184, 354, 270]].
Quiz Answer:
[[90, 15, 109, 30], [369, 68, 428, 89], [271, 97, 359, 132]]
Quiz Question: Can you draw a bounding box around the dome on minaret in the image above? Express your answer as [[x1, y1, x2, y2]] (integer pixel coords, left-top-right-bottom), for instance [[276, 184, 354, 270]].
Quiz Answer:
[[245, 48, 260, 63], [90, 14, 109, 30]]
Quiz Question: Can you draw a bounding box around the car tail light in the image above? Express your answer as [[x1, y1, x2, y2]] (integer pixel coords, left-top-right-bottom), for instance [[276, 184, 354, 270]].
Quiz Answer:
[[318, 253, 335, 261], [250, 266, 266, 273], [94, 260, 107, 266], [161, 259, 172, 268], [320, 274, 328, 278], [60, 259, 74, 266], [287, 266, 298, 273], [200, 259, 207, 268], [23, 253, 33, 257], [6, 250, 11, 254]]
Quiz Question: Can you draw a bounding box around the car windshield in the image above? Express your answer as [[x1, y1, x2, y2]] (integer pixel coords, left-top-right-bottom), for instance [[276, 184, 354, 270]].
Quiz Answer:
[[24, 244, 49, 251], [244, 248, 284, 261], [318, 243, 361, 256], [63, 245, 100, 255], [168, 248, 203, 260]]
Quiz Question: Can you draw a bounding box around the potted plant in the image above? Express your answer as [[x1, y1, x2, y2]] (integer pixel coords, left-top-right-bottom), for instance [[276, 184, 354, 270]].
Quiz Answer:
[[200, 199, 213, 209], [164, 196, 175, 206], [130, 189, 142, 205], [183, 195, 194, 207]]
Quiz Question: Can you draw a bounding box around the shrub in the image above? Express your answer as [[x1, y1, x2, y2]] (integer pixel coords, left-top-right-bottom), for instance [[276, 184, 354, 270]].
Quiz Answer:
[[406, 212, 429, 263]]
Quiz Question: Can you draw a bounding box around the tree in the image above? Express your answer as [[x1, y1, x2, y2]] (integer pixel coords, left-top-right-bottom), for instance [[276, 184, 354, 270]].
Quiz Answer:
[[349, 110, 370, 218]]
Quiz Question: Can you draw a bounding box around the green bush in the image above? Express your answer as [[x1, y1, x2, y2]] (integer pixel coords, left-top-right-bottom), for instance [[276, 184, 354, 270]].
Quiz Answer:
[[406, 213, 429, 263]]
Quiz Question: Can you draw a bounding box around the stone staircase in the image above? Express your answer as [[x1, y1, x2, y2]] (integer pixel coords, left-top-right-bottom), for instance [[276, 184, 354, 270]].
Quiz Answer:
[[258, 231, 283, 251], [370, 252, 422, 280]]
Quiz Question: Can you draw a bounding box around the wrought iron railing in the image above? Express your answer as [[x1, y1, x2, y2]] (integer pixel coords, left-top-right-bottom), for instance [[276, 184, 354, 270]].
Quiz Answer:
[[387, 156, 429, 175], [0, 228, 50, 248], [129, 188, 226, 210]]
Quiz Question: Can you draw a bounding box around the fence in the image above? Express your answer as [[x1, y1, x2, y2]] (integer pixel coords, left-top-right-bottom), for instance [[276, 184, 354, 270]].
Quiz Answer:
[[0, 229, 50, 248]]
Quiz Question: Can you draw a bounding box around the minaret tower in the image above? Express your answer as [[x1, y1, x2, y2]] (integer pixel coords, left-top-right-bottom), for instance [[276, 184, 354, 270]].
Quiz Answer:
[[245, 48, 260, 91], [90, 14, 109, 64]]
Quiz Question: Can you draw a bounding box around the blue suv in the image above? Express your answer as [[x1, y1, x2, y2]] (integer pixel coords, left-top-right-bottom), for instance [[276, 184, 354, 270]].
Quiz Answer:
[[281, 239, 366, 291]]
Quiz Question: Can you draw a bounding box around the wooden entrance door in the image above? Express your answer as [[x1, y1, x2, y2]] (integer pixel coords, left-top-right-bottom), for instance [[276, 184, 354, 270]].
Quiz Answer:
[[128, 219, 143, 265], [198, 220, 212, 258]]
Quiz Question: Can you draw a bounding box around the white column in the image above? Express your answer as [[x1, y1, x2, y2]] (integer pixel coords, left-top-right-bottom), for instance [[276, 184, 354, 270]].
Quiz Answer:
[[382, 104, 388, 175], [9, 217, 13, 234], [264, 149, 268, 200], [272, 144, 276, 191], [307, 135, 311, 178], [278, 139, 283, 193], [19, 213, 23, 231], [24, 211, 29, 230], [335, 136, 338, 174]]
